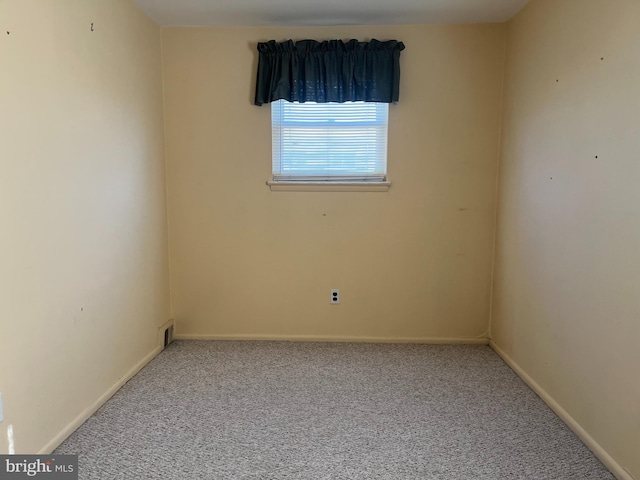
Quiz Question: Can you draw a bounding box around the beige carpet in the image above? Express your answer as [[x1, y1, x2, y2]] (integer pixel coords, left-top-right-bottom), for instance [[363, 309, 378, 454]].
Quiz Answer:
[[55, 341, 614, 479]]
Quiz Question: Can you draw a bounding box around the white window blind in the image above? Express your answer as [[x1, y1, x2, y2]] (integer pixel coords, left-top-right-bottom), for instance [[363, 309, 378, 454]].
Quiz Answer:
[[271, 100, 388, 182]]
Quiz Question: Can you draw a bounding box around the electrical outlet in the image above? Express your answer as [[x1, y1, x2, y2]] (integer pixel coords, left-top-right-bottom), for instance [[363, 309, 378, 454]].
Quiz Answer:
[[330, 289, 340, 304]]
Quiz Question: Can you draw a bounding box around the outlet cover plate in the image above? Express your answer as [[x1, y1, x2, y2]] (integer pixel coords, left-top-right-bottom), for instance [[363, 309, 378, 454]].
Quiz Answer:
[[330, 289, 340, 304]]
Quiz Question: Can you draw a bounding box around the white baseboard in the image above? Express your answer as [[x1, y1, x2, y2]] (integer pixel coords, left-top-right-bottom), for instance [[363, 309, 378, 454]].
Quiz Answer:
[[38, 345, 162, 455], [489, 341, 634, 480], [174, 333, 489, 345]]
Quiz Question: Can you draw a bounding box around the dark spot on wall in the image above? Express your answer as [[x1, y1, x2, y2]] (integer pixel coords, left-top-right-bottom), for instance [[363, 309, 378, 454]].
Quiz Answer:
[[91, 22, 94, 32], [6, 31, 9, 35], [595, 155, 598, 159]]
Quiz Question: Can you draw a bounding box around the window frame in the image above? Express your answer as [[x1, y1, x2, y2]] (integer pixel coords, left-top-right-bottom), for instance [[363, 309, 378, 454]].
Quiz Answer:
[[268, 100, 391, 191]]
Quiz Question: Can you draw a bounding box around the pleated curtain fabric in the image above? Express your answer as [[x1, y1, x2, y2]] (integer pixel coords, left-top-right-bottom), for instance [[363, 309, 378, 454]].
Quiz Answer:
[[254, 39, 405, 106]]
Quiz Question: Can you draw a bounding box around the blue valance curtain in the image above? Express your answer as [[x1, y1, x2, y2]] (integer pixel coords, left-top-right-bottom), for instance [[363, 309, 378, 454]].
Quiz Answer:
[[254, 39, 405, 106]]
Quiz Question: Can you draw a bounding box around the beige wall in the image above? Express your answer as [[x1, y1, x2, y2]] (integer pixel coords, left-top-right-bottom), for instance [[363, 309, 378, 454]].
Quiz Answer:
[[162, 24, 506, 341], [492, 0, 640, 477], [0, 0, 169, 453]]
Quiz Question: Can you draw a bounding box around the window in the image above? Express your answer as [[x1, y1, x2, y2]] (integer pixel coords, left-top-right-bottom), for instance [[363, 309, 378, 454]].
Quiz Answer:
[[271, 100, 388, 183]]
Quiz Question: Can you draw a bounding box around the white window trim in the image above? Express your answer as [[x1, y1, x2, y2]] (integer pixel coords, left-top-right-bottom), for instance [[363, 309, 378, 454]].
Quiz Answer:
[[269, 100, 389, 191], [266, 180, 391, 192]]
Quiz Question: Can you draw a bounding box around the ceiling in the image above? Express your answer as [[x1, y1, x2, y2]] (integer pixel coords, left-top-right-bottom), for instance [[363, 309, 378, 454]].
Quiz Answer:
[[133, 0, 530, 27]]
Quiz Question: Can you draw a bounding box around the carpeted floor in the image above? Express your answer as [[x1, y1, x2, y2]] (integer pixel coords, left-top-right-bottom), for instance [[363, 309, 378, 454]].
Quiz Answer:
[[55, 341, 614, 479]]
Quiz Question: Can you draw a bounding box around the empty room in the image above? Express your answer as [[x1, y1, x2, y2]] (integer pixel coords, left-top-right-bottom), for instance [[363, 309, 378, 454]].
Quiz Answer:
[[1, 0, 638, 478]]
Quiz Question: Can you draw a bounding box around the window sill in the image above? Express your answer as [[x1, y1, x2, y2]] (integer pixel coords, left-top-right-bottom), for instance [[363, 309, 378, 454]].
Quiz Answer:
[[266, 181, 391, 192]]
